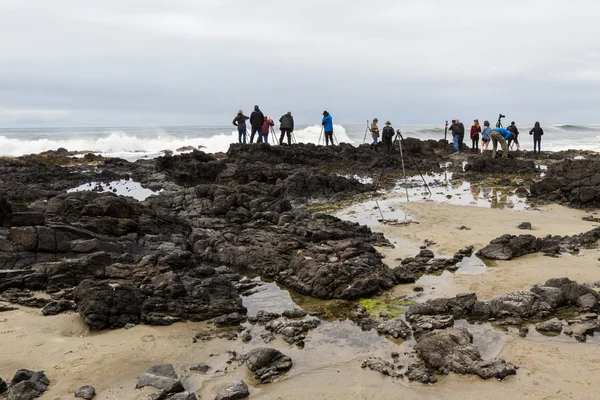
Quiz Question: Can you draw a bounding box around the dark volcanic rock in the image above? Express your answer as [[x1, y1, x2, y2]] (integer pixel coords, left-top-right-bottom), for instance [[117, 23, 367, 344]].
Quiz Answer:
[[518, 222, 532, 230], [0, 377, 6, 394], [361, 357, 402, 378], [476, 227, 600, 260], [244, 348, 293, 384], [464, 157, 538, 174], [136, 364, 184, 393], [215, 380, 250, 400], [7, 370, 50, 400], [376, 317, 412, 339], [530, 159, 600, 209], [415, 328, 517, 380], [74, 385, 96, 400], [41, 300, 76, 316]]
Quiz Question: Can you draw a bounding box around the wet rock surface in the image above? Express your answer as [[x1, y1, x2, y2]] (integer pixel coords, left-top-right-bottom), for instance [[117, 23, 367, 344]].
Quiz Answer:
[[476, 228, 600, 260], [243, 348, 293, 384], [215, 380, 249, 400], [415, 328, 517, 380]]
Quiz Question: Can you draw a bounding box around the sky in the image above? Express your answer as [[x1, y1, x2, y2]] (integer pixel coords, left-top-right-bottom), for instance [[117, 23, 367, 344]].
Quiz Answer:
[[1, 0, 599, 127]]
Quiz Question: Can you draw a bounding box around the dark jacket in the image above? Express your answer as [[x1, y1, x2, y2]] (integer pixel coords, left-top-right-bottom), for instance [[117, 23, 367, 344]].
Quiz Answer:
[[250, 108, 265, 128], [507, 124, 520, 136], [279, 114, 294, 130], [449, 122, 465, 136], [232, 114, 249, 131], [382, 126, 395, 141], [529, 122, 544, 139]]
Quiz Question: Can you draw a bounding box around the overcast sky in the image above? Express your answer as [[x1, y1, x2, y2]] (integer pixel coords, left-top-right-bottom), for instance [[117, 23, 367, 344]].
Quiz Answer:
[[1, 0, 599, 127]]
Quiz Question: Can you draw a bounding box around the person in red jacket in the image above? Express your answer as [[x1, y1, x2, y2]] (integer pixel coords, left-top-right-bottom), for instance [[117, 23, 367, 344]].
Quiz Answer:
[[470, 119, 481, 153], [261, 115, 274, 143]]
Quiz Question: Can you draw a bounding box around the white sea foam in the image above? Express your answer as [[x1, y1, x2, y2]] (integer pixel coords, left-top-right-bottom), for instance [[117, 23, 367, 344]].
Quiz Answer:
[[0, 124, 353, 160]]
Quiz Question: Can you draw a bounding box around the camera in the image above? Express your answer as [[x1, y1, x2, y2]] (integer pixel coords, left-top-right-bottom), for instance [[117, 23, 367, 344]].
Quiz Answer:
[[499, 114, 505, 118]]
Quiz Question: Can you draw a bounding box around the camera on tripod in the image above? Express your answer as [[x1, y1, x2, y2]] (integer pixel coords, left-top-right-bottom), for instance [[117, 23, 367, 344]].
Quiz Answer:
[[496, 114, 506, 128]]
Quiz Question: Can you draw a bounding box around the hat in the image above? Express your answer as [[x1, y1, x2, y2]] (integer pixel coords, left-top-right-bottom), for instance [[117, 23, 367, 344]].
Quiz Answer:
[[385, 121, 391, 126]]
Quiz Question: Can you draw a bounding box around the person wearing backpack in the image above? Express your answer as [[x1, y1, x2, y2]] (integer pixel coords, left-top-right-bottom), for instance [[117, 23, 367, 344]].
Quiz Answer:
[[481, 120, 492, 151], [382, 121, 395, 154]]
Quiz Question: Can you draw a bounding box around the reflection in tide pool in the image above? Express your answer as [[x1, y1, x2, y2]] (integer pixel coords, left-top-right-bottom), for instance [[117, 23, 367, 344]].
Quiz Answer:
[[392, 172, 530, 210], [334, 198, 412, 226], [67, 179, 160, 201]]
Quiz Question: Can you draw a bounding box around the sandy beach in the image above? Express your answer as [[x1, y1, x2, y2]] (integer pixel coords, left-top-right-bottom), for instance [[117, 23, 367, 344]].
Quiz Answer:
[[2, 197, 600, 399]]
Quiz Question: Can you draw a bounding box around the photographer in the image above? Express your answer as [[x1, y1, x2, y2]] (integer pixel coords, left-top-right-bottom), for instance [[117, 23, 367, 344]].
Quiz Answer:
[[507, 121, 520, 150], [448, 119, 465, 152], [491, 127, 512, 159], [382, 121, 395, 154]]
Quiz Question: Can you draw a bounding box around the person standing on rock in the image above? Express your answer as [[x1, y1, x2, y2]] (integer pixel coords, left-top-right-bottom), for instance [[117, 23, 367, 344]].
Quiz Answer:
[[322, 111, 334, 146], [481, 120, 492, 151], [470, 119, 481, 153], [279, 111, 294, 145], [448, 119, 459, 152], [491, 127, 512, 159], [507, 121, 521, 150], [232, 110, 250, 144], [382, 121, 395, 154], [529, 121, 544, 154], [250, 105, 265, 144], [455, 119, 465, 152], [369, 118, 380, 150], [262, 115, 274, 143]]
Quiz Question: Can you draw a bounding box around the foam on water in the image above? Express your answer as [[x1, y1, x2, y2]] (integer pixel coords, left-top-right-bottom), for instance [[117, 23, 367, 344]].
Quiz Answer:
[[0, 124, 353, 160]]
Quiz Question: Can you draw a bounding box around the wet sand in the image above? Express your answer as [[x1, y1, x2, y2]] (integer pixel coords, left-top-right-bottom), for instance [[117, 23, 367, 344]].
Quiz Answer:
[[2, 198, 600, 399]]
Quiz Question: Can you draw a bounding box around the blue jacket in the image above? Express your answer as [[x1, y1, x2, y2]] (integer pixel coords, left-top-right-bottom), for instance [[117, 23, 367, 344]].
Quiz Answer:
[[322, 114, 333, 132], [493, 128, 512, 141], [482, 126, 491, 141]]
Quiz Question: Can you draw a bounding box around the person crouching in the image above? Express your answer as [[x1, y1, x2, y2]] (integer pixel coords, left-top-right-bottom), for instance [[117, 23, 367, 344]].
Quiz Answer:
[[491, 126, 512, 159]]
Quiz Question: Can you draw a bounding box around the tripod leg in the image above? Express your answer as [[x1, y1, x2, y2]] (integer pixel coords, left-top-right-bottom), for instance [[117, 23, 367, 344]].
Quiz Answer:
[[399, 133, 432, 196]]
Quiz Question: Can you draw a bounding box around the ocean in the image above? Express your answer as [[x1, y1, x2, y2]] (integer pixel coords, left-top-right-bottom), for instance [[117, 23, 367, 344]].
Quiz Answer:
[[1, 123, 599, 161]]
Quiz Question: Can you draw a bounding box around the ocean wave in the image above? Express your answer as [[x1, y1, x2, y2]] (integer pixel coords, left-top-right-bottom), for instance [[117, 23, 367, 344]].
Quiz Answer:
[[0, 124, 353, 160], [554, 124, 598, 131]]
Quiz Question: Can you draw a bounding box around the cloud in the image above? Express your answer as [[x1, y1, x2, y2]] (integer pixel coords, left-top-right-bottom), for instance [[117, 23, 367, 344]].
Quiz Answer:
[[0, 0, 599, 126]]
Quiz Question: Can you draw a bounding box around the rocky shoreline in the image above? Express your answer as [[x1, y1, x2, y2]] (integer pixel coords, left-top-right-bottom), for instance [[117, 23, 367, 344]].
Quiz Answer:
[[1, 140, 600, 399]]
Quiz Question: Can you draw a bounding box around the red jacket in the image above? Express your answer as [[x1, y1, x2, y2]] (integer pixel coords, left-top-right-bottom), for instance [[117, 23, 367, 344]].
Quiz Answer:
[[262, 118, 274, 134], [470, 125, 481, 139]]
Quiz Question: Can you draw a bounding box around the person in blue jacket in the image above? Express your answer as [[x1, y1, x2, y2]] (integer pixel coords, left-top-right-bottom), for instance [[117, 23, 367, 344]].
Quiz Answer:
[[322, 111, 334, 146], [491, 127, 512, 159]]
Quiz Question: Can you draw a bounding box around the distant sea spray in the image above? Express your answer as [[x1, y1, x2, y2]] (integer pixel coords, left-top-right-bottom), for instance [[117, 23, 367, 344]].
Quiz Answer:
[[1, 123, 599, 160]]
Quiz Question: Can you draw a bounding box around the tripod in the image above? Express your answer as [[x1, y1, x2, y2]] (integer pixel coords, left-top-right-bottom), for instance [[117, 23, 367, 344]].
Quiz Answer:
[[362, 120, 369, 144], [375, 131, 432, 197]]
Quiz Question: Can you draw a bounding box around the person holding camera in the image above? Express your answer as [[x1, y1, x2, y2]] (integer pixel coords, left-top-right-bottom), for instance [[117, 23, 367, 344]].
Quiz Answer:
[[507, 121, 520, 150], [322, 111, 334, 146]]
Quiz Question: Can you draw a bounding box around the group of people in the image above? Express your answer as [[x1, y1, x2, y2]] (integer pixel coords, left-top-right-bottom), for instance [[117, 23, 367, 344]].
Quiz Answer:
[[368, 119, 397, 153], [232, 105, 295, 145], [449, 119, 545, 157]]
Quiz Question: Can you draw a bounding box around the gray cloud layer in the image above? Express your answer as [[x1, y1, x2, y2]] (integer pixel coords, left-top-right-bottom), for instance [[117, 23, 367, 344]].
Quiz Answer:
[[1, 0, 599, 126]]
